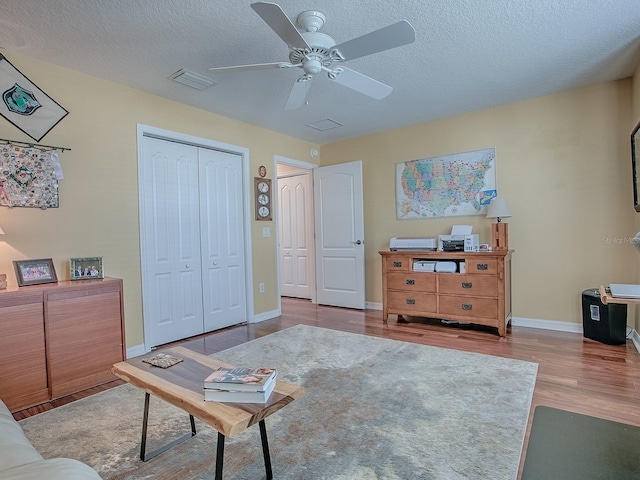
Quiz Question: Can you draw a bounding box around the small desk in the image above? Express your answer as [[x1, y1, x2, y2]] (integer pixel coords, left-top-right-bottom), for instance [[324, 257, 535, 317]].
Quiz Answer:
[[598, 286, 640, 305], [112, 346, 303, 480]]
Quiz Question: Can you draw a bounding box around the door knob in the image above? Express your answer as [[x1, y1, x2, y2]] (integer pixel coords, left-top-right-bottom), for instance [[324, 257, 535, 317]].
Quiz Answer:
[[185, 264, 190, 268], [353, 240, 363, 245]]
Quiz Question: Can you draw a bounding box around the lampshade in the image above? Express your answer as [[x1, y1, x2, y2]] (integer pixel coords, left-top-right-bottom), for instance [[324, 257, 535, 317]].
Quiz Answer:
[[486, 198, 512, 221]]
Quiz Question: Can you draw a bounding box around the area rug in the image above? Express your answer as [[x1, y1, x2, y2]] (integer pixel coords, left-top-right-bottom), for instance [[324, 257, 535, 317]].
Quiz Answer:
[[19, 325, 538, 479], [521, 406, 640, 479]]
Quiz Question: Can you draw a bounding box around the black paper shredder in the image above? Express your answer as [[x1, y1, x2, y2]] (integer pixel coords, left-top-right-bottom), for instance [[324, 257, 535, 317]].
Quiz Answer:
[[581, 289, 627, 345]]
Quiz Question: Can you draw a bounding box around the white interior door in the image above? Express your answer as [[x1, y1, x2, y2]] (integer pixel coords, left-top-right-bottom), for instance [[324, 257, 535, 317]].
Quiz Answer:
[[199, 148, 247, 331], [314, 161, 365, 309], [140, 136, 204, 346], [278, 173, 313, 299]]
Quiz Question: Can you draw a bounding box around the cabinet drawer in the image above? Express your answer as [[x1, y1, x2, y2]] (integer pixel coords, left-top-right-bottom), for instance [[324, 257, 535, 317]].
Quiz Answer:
[[388, 292, 436, 313], [385, 256, 410, 272], [465, 258, 498, 275], [387, 272, 436, 292], [438, 274, 497, 296], [439, 295, 498, 319]]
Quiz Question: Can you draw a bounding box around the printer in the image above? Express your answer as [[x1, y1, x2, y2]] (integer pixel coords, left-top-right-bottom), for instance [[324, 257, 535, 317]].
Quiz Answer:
[[438, 234, 479, 252], [389, 237, 437, 251]]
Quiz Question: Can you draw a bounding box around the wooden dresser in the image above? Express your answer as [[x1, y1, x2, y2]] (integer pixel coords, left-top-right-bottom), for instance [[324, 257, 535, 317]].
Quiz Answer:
[[0, 278, 126, 412], [379, 250, 512, 336]]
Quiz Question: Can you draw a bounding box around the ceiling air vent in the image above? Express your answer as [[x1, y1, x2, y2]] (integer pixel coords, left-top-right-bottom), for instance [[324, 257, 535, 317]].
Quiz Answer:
[[307, 119, 343, 131], [169, 69, 217, 90]]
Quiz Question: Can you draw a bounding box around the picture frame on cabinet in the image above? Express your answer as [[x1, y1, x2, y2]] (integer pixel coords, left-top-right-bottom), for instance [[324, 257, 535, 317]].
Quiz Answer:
[[70, 257, 104, 280], [13, 258, 58, 286]]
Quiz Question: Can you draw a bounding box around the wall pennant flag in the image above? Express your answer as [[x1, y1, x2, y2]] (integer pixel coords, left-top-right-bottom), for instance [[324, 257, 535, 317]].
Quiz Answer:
[[0, 54, 68, 142]]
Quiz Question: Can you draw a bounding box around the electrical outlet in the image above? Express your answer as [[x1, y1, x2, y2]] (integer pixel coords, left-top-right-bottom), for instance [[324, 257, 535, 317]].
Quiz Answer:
[[259, 283, 265, 294]]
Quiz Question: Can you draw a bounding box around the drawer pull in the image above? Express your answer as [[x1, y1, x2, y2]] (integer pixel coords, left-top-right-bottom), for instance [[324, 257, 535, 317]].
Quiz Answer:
[[406, 279, 415, 285], [406, 299, 416, 305], [393, 261, 403, 268], [461, 282, 472, 288], [462, 303, 473, 310], [476, 263, 488, 270]]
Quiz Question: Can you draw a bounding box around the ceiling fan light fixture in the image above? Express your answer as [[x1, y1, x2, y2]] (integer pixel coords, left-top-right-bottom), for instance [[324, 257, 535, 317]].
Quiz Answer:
[[169, 69, 217, 90]]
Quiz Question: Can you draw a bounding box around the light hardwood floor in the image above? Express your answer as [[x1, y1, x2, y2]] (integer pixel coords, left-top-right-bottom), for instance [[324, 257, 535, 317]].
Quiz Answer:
[[14, 297, 640, 477]]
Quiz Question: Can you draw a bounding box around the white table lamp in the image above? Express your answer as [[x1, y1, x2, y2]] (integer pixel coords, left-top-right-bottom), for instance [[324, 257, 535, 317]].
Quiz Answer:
[[486, 198, 511, 251]]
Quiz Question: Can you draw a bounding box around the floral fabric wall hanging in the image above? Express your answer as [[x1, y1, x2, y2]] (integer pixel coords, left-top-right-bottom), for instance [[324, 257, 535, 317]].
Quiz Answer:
[[0, 143, 59, 208]]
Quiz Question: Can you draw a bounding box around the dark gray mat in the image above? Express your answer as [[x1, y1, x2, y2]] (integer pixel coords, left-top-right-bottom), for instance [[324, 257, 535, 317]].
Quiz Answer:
[[522, 406, 640, 479]]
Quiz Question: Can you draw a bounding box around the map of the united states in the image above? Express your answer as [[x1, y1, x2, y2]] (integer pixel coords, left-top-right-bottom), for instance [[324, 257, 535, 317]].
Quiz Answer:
[[396, 148, 496, 219]]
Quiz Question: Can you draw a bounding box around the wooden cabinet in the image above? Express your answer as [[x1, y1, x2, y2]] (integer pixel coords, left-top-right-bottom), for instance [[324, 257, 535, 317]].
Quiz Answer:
[[0, 290, 49, 411], [0, 278, 125, 412], [379, 251, 512, 336]]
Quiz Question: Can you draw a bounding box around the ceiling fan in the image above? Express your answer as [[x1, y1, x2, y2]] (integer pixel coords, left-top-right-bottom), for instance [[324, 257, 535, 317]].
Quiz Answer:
[[208, 2, 416, 110]]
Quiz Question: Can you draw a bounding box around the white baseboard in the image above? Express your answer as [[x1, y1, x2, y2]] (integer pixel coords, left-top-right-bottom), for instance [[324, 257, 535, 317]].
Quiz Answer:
[[251, 308, 281, 324], [126, 344, 147, 359], [510, 316, 583, 333], [366, 301, 382, 310]]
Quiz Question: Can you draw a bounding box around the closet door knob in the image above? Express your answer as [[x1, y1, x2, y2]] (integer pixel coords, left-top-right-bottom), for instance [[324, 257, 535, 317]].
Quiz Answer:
[[185, 264, 190, 268]]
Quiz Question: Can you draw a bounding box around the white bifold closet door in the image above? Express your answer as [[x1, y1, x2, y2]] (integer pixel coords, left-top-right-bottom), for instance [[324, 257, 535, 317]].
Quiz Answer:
[[140, 136, 246, 348]]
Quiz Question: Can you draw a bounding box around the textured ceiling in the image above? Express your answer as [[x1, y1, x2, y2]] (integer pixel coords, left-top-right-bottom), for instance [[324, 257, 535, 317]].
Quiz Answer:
[[1, 0, 639, 145]]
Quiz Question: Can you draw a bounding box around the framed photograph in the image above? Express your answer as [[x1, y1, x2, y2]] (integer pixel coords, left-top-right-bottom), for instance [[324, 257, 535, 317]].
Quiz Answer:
[[13, 258, 58, 287], [70, 257, 104, 280], [632, 120, 640, 212]]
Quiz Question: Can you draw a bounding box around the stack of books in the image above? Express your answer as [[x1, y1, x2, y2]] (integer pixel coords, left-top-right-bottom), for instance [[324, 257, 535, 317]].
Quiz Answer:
[[203, 366, 277, 403]]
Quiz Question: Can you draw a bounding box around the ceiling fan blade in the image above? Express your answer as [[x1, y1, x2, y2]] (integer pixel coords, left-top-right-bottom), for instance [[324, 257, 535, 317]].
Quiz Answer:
[[251, 2, 310, 49], [209, 62, 292, 73], [332, 21, 415, 62], [329, 67, 392, 100], [285, 77, 312, 110]]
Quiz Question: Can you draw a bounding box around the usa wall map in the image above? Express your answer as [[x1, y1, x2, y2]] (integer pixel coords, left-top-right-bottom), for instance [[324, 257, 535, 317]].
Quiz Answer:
[[396, 148, 496, 219]]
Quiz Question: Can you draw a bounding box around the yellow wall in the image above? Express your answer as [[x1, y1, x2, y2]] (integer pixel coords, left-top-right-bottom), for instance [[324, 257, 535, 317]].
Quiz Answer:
[[0, 51, 317, 348], [321, 80, 635, 325], [1, 49, 637, 346]]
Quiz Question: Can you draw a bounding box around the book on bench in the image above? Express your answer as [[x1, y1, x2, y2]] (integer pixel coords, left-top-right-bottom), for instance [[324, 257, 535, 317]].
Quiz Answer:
[[203, 375, 276, 403], [203, 366, 276, 391]]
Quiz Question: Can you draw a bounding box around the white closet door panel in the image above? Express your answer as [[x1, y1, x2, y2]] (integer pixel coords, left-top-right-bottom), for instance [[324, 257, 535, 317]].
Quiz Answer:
[[204, 267, 222, 313], [141, 137, 204, 347], [281, 255, 294, 290], [176, 155, 200, 264], [150, 154, 171, 262], [199, 149, 247, 331], [226, 265, 242, 308], [177, 270, 206, 338], [295, 183, 309, 249], [153, 273, 173, 326], [280, 185, 293, 249], [296, 256, 309, 287]]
